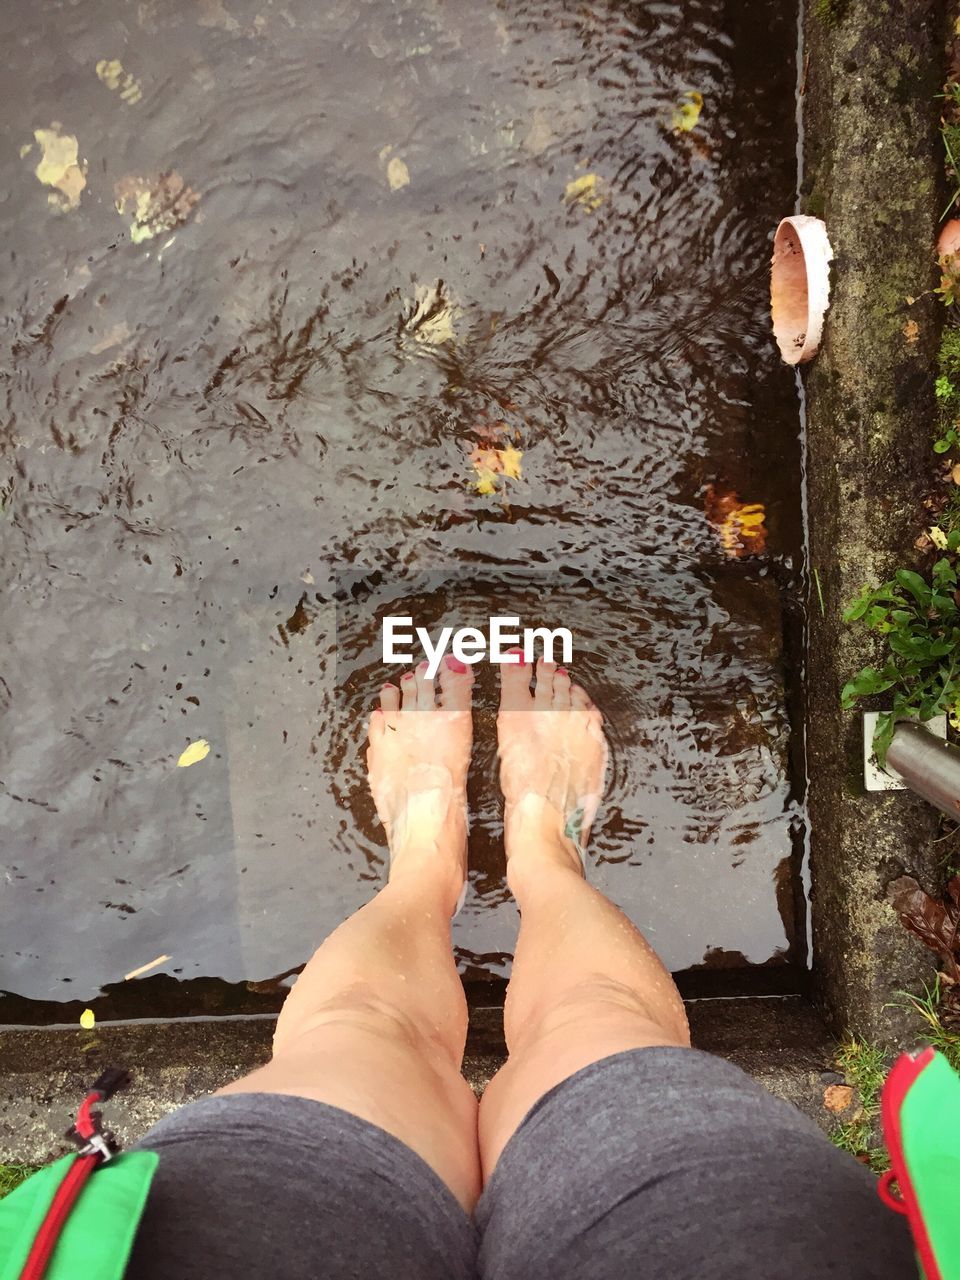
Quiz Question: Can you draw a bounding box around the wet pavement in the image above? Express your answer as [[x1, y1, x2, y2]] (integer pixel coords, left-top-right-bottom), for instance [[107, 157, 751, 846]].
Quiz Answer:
[[0, 0, 804, 1012]]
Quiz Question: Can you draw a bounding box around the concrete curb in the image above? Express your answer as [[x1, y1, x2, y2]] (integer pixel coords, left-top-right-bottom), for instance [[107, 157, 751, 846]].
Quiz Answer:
[[801, 0, 952, 1041], [0, 998, 838, 1164]]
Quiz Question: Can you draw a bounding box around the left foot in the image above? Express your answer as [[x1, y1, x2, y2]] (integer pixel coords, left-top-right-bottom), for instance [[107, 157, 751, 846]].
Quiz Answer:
[[366, 658, 474, 904]]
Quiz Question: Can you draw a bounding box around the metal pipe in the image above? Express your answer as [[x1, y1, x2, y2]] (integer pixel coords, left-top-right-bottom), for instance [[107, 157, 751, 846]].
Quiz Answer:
[[885, 722, 960, 818]]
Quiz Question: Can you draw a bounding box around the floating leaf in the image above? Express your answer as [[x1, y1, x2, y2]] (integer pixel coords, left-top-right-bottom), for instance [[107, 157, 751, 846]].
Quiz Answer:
[[115, 171, 201, 244], [704, 485, 767, 558], [96, 58, 143, 104], [564, 172, 604, 212], [32, 124, 86, 211], [177, 738, 211, 768], [387, 156, 410, 191], [672, 90, 703, 133], [79, 1008, 96, 1030]]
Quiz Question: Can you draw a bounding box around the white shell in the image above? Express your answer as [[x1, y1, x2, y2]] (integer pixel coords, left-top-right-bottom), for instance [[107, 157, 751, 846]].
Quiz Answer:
[[770, 215, 834, 365]]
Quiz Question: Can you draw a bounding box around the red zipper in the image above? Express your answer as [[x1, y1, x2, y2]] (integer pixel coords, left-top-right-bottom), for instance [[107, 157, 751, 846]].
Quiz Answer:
[[18, 1156, 98, 1280], [879, 1048, 941, 1280]]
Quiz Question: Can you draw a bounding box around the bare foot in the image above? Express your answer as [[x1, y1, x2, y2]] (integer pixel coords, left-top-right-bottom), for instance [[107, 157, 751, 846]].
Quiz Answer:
[[497, 653, 608, 879], [366, 657, 474, 908]]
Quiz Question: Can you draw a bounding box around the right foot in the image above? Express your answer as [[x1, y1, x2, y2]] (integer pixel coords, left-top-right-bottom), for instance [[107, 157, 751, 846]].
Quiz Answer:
[[497, 653, 608, 877], [366, 657, 474, 908]]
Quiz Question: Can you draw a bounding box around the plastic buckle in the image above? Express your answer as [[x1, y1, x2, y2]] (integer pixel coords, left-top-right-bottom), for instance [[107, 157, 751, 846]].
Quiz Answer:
[[76, 1132, 116, 1163]]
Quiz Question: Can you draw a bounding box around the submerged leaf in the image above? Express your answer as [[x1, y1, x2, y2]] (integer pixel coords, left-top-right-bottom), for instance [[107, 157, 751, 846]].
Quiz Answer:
[[96, 58, 143, 104], [469, 443, 523, 493], [115, 171, 201, 244], [177, 738, 211, 768], [405, 283, 459, 345], [703, 486, 767, 558], [32, 124, 86, 211], [387, 156, 410, 191], [564, 172, 605, 212], [672, 90, 703, 133]]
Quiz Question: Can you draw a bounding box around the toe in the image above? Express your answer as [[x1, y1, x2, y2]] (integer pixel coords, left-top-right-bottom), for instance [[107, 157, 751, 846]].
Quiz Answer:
[[368, 707, 386, 741], [534, 658, 557, 705], [439, 655, 474, 712], [400, 669, 418, 711], [553, 666, 571, 709], [499, 647, 533, 711], [570, 682, 592, 711], [415, 661, 436, 710], [379, 682, 400, 717]]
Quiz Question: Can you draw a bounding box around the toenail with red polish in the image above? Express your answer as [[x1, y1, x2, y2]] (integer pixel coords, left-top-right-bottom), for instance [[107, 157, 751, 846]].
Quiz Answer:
[[557, 667, 568, 676], [445, 656, 468, 673], [402, 672, 414, 680], [381, 683, 394, 690]]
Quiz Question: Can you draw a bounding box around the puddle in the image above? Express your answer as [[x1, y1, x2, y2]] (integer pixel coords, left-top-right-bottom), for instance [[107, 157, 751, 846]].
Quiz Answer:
[[0, 0, 804, 1013]]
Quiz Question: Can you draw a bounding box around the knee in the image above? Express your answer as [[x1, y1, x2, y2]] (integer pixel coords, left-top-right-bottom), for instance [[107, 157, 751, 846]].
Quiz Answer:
[[510, 974, 689, 1052], [275, 979, 467, 1066]]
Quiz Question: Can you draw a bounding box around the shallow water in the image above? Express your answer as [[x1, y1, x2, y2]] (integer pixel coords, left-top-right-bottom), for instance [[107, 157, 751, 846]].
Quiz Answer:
[[0, 0, 803, 1011]]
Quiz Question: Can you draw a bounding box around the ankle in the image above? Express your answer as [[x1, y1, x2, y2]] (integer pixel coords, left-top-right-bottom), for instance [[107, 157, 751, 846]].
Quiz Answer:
[[505, 796, 584, 882]]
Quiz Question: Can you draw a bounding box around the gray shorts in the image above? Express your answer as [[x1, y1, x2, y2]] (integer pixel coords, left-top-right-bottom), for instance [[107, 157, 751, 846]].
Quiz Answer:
[[128, 1047, 914, 1279]]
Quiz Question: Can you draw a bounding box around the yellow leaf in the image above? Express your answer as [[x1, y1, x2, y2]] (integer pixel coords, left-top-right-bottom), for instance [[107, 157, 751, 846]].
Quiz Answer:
[[33, 125, 86, 211], [475, 469, 498, 495], [671, 90, 703, 133], [387, 157, 410, 191], [704, 486, 767, 559], [177, 738, 211, 768], [930, 525, 949, 549], [499, 445, 523, 479], [407, 284, 458, 345], [564, 172, 604, 212], [79, 1008, 96, 1030]]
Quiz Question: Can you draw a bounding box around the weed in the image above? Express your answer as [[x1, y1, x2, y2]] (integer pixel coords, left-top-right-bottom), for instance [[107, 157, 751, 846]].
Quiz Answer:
[[829, 1039, 890, 1172], [898, 977, 960, 1072], [940, 86, 960, 218], [841, 559, 960, 764]]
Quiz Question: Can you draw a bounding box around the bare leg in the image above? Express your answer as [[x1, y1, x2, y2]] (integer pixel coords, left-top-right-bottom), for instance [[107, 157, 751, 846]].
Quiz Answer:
[[220, 658, 482, 1211], [478, 654, 690, 1178]]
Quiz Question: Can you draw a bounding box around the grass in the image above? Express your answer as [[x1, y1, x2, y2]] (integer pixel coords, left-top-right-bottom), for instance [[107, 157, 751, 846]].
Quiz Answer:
[[898, 977, 960, 1071], [829, 1038, 890, 1173], [0, 1163, 37, 1199]]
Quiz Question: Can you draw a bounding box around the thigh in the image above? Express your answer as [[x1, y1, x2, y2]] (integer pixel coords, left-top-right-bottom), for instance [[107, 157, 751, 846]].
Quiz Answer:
[[127, 1093, 478, 1280], [476, 1047, 915, 1280]]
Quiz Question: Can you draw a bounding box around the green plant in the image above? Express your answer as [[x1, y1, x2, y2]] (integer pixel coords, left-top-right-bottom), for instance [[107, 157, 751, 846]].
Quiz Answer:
[[842, 559, 960, 763], [899, 977, 960, 1072], [937, 255, 960, 307], [829, 1039, 890, 1172], [0, 1163, 36, 1200], [940, 86, 960, 219], [813, 0, 847, 27]]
